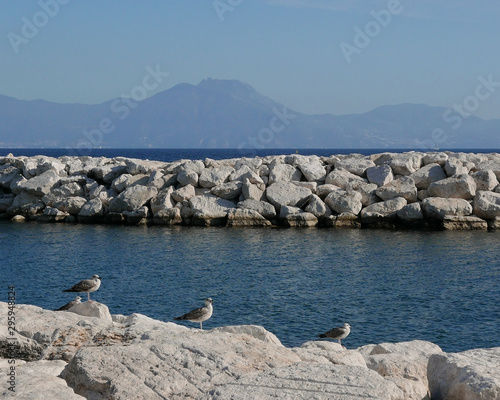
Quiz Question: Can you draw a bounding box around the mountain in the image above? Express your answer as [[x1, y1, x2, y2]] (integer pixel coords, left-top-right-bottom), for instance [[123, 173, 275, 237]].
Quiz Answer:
[[1, 79, 499, 149]]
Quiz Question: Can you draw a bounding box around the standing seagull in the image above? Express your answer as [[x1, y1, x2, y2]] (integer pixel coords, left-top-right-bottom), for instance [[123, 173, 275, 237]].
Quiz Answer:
[[318, 323, 351, 346], [54, 296, 81, 311], [63, 275, 101, 302], [174, 298, 213, 329]]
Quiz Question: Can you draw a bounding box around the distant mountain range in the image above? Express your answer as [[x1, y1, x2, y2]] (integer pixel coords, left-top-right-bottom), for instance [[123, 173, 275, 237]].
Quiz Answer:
[[1, 78, 499, 149]]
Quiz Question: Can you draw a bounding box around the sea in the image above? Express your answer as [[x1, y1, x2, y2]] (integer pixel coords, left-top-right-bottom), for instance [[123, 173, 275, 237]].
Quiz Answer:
[[1, 148, 499, 352]]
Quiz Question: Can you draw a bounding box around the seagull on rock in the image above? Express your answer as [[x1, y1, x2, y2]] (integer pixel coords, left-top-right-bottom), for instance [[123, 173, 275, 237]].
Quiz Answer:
[[318, 323, 351, 346], [174, 298, 213, 329], [54, 296, 81, 311], [63, 275, 101, 302]]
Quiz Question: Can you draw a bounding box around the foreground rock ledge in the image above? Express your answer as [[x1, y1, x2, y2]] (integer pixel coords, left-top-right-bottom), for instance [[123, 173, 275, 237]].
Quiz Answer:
[[1, 302, 499, 400], [2, 151, 500, 230]]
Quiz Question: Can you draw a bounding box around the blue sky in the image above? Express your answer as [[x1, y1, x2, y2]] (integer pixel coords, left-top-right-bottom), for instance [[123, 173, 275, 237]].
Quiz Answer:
[[1, 0, 499, 119]]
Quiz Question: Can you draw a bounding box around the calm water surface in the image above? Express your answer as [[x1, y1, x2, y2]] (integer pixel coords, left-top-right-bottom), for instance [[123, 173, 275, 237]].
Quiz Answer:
[[1, 221, 499, 352]]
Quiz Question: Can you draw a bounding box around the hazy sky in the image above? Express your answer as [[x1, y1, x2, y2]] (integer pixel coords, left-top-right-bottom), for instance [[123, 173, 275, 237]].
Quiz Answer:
[[1, 0, 500, 119]]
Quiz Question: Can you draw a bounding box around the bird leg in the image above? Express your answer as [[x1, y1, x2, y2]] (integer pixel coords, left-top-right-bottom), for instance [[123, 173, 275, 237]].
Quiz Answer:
[[87, 293, 95, 303], [200, 322, 203, 330]]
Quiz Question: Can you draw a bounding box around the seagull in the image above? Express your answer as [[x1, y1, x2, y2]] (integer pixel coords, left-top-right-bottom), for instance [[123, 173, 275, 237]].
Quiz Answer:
[[54, 296, 81, 311], [318, 323, 351, 346], [63, 274, 101, 302], [174, 298, 213, 329]]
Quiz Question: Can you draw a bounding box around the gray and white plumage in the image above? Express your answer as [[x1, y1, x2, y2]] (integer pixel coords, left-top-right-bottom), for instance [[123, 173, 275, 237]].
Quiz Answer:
[[174, 298, 213, 329], [318, 323, 351, 345], [54, 296, 81, 311], [63, 274, 101, 302]]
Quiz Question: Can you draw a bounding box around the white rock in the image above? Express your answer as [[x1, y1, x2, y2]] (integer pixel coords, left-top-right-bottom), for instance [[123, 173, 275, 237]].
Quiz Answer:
[[376, 176, 417, 202], [297, 158, 327, 181], [199, 166, 234, 188], [444, 157, 474, 176], [53, 196, 88, 214], [326, 168, 366, 189], [410, 163, 447, 190], [237, 199, 277, 219], [0, 165, 22, 188], [428, 174, 477, 200], [6, 192, 45, 216], [111, 173, 149, 193], [422, 152, 449, 166], [471, 170, 499, 191], [153, 207, 182, 225], [205, 362, 404, 400], [442, 215, 488, 230], [360, 197, 407, 219], [40, 206, 70, 222], [108, 185, 158, 213], [268, 163, 302, 184], [16, 169, 60, 196], [428, 347, 500, 400], [229, 165, 264, 184], [226, 208, 271, 226], [78, 198, 103, 219], [0, 359, 86, 399], [211, 181, 243, 199], [151, 186, 176, 215], [294, 341, 367, 367], [376, 153, 423, 175], [266, 181, 312, 212], [305, 194, 329, 218], [477, 160, 500, 180], [473, 191, 500, 219], [422, 197, 473, 219], [68, 302, 112, 324], [335, 157, 376, 177], [316, 184, 341, 199], [177, 169, 199, 187], [361, 340, 442, 400], [397, 203, 424, 221], [171, 184, 196, 202], [325, 189, 363, 215], [241, 179, 266, 201]]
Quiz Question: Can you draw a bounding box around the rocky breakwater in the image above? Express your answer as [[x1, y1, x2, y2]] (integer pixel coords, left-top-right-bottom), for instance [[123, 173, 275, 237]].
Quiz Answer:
[[1, 301, 499, 399], [1, 151, 500, 230]]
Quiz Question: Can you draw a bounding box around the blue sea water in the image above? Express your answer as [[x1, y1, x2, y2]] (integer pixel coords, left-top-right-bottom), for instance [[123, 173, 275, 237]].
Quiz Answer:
[[1, 148, 499, 352]]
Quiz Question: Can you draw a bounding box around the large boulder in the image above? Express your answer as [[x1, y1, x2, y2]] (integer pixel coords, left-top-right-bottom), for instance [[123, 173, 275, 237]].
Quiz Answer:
[[335, 157, 375, 177], [268, 163, 302, 184], [361, 340, 442, 400], [15, 169, 60, 196], [0, 165, 22, 188], [428, 174, 476, 200], [325, 189, 363, 215], [422, 198, 473, 219], [477, 160, 500, 180], [53, 196, 88, 214], [471, 170, 499, 191], [189, 194, 236, 226], [6, 192, 45, 216], [226, 208, 271, 227], [206, 362, 404, 400], [237, 199, 277, 219], [325, 168, 366, 189], [428, 347, 500, 400], [0, 359, 86, 399], [305, 194, 330, 218], [410, 163, 447, 190], [108, 186, 158, 213], [376, 153, 423, 175], [78, 198, 104, 221], [366, 164, 394, 187], [211, 181, 243, 200], [266, 182, 312, 212], [199, 167, 234, 188], [171, 184, 196, 202], [444, 157, 474, 176], [111, 174, 149, 193], [297, 158, 326, 182], [360, 197, 407, 219], [473, 191, 500, 219], [376, 176, 417, 202]]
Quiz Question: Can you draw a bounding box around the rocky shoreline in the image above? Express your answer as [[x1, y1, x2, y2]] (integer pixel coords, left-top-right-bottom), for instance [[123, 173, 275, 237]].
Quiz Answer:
[[1, 301, 499, 399], [1, 151, 500, 230]]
